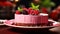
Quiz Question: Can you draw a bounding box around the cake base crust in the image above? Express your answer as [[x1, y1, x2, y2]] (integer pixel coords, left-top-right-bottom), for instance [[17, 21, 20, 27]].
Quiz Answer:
[[12, 22, 48, 26]]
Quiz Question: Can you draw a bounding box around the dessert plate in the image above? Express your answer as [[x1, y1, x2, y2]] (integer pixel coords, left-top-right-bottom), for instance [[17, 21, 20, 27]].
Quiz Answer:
[[4, 19, 55, 28], [0, 20, 7, 25], [4, 23, 55, 28], [0, 24, 4, 26]]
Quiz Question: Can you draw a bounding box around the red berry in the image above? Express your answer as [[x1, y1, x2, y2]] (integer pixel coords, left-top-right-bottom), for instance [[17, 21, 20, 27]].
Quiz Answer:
[[29, 10, 39, 15], [34, 10, 39, 15], [29, 10, 34, 15], [29, 8, 33, 10], [50, 10, 58, 20], [23, 8, 28, 11], [28, 8, 33, 14], [28, 8, 39, 15], [15, 10, 20, 14], [41, 8, 47, 13]]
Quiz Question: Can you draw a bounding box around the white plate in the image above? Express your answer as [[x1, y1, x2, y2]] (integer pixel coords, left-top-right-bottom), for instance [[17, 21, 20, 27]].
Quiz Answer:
[[4, 23, 55, 28], [4, 20, 55, 28], [0, 20, 7, 25], [0, 24, 4, 25], [0, 19, 14, 26]]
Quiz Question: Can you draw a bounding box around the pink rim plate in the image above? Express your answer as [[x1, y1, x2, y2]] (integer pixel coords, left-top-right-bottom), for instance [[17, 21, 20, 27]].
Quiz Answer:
[[3, 19, 58, 28]]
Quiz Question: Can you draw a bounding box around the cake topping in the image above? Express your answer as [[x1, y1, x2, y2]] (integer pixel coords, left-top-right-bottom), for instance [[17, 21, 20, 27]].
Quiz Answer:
[[22, 10, 28, 15], [30, 3, 39, 10], [15, 10, 20, 14], [15, 4, 40, 15], [17, 6, 29, 15], [28, 3, 40, 15], [15, 0, 55, 15], [29, 9, 39, 15]]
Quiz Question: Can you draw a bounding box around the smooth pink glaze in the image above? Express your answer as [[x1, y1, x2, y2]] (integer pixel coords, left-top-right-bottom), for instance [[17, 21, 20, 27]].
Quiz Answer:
[[14, 14, 48, 24]]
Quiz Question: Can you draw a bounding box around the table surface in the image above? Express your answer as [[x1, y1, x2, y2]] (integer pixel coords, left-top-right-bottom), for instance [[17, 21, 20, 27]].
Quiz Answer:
[[0, 25, 59, 34]]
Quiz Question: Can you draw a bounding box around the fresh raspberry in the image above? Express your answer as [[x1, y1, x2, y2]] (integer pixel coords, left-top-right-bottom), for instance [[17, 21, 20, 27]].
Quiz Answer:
[[23, 8, 28, 11], [41, 8, 47, 13], [28, 8, 33, 14], [29, 10, 34, 15], [29, 10, 39, 15], [28, 8, 33, 10], [50, 10, 58, 20], [34, 10, 39, 15], [15, 10, 20, 14]]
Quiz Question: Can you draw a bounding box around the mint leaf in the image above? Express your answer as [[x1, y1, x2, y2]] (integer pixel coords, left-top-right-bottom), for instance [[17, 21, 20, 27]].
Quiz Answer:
[[18, 7, 23, 12], [50, 2, 55, 7], [31, 3, 35, 9], [31, 3, 39, 10]]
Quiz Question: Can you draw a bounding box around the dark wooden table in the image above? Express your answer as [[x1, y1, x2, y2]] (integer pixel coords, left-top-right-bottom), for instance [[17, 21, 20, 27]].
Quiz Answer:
[[0, 25, 59, 34]]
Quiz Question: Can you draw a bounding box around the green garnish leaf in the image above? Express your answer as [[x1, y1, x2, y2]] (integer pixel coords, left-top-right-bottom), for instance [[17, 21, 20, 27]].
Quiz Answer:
[[31, 3, 39, 10], [18, 7, 23, 12], [50, 2, 55, 7]]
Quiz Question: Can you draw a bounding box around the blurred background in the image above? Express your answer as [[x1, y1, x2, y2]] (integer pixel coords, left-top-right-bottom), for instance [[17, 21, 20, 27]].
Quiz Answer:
[[0, 0, 60, 21]]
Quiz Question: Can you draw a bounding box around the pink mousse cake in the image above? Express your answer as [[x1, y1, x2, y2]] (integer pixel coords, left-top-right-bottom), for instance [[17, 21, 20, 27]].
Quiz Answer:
[[14, 13, 48, 26]]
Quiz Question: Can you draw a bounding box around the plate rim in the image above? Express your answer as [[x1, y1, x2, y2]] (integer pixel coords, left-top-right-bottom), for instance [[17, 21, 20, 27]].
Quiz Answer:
[[0, 19, 7, 26], [4, 19, 56, 28], [0, 24, 4, 25], [4, 23, 55, 28]]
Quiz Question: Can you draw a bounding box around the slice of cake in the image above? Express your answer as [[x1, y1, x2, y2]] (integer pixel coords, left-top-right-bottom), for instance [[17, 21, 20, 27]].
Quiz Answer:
[[14, 13, 48, 26], [14, 3, 48, 26]]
